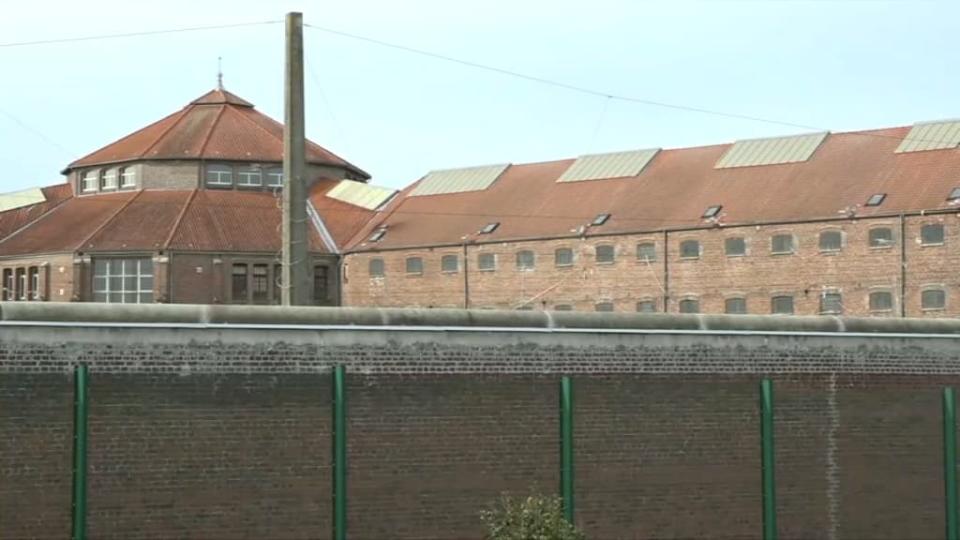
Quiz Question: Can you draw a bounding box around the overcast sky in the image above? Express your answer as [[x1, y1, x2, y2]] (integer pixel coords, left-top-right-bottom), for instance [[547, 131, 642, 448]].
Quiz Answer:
[[0, 0, 955, 192]]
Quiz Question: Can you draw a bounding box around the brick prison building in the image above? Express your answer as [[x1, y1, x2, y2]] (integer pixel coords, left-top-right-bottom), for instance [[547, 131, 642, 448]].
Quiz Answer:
[[5, 87, 960, 317], [0, 87, 397, 305], [342, 124, 960, 317]]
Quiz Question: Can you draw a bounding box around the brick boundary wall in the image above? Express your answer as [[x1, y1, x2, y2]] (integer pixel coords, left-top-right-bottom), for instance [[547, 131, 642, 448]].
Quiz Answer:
[[3, 304, 960, 538]]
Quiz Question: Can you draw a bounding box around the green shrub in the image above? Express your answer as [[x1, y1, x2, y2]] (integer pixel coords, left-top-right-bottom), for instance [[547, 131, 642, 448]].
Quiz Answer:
[[480, 492, 585, 540]]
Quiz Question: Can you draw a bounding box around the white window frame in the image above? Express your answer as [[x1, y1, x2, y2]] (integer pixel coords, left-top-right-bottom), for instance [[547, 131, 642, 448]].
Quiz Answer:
[[101, 168, 118, 190], [92, 258, 154, 304], [237, 167, 263, 187], [206, 165, 234, 187], [81, 171, 98, 192], [267, 168, 284, 187], [120, 166, 136, 188]]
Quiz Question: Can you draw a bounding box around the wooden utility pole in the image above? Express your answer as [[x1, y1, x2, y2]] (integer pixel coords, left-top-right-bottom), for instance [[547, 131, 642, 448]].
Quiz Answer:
[[282, 11, 310, 305]]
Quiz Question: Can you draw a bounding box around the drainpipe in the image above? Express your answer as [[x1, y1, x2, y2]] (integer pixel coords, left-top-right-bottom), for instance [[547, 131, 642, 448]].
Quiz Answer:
[[900, 213, 906, 318], [663, 230, 670, 313], [463, 242, 470, 309]]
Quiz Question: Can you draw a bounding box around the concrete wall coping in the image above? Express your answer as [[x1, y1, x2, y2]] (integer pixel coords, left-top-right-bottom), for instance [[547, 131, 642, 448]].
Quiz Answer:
[[2, 302, 960, 335]]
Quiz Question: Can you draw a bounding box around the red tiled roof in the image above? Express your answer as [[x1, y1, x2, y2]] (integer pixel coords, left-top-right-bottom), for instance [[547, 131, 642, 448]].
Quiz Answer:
[[346, 126, 960, 251], [65, 88, 369, 179], [309, 179, 377, 250], [0, 181, 384, 256], [0, 184, 73, 243]]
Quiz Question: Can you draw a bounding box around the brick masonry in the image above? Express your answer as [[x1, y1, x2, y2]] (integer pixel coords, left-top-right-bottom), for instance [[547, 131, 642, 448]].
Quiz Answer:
[[343, 213, 960, 318], [2, 324, 960, 539]]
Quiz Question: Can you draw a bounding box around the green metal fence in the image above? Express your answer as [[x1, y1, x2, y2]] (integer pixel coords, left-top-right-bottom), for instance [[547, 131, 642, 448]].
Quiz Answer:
[[62, 366, 960, 540]]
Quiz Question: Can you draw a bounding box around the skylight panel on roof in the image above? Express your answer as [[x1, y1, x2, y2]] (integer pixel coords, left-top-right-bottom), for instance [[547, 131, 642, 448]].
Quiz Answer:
[[557, 148, 660, 183], [0, 187, 46, 213], [896, 120, 960, 153], [591, 213, 611, 226], [702, 205, 722, 219], [865, 193, 886, 207], [949, 187, 960, 201], [409, 163, 510, 197], [479, 222, 500, 234], [368, 227, 387, 242], [326, 181, 397, 210], [714, 132, 829, 169]]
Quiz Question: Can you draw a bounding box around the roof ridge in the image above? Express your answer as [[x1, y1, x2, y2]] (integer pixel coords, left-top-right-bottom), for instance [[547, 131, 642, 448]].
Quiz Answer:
[[139, 106, 193, 160], [75, 190, 144, 252], [196, 105, 228, 158], [0, 195, 73, 248], [163, 189, 199, 250]]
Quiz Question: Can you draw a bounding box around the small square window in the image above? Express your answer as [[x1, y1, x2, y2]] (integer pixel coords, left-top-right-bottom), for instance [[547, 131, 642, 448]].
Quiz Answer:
[[869, 291, 893, 312], [555, 248, 573, 267], [771, 234, 795, 254], [636, 300, 657, 313], [441, 254, 459, 273], [480, 222, 500, 234], [369, 228, 387, 242], [921, 224, 944, 245], [636, 242, 656, 262], [206, 164, 233, 187], [869, 228, 894, 248], [596, 245, 615, 264], [478, 253, 496, 271], [922, 289, 946, 310], [725, 237, 746, 256], [771, 295, 794, 315], [405, 257, 423, 275], [702, 205, 722, 219], [725, 297, 747, 314], [516, 250, 535, 270], [679, 298, 699, 314], [820, 292, 843, 314], [865, 193, 886, 207], [680, 240, 700, 259], [595, 302, 614, 312], [819, 231, 843, 252], [949, 187, 960, 201], [368, 258, 385, 277], [591, 213, 610, 226]]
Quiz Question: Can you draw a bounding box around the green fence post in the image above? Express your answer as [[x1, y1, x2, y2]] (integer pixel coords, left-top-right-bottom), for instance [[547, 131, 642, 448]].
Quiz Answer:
[[944, 387, 958, 540], [71, 363, 89, 540], [332, 365, 347, 540], [760, 378, 777, 540], [560, 376, 574, 524]]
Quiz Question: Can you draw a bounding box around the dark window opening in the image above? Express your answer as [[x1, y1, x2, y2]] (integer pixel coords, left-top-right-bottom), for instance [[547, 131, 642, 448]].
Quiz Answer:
[[231, 264, 248, 303], [725, 297, 747, 314], [313, 265, 329, 304], [725, 237, 746, 256]]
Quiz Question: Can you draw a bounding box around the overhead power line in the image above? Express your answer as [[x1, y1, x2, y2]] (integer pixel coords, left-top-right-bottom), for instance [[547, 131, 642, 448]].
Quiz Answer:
[[0, 20, 281, 48], [303, 23, 829, 133], [303, 22, 950, 147]]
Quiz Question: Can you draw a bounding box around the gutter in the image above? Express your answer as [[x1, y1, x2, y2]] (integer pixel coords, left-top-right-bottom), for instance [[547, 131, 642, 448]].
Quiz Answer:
[[306, 200, 339, 254]]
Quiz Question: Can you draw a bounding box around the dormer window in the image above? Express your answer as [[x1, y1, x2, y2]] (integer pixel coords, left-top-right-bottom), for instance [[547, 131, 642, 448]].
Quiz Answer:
[[206, 164, 233, 187], [119, 166, 136, 188], [266, 167, 284, 187], [81, 171, 98, 192], [100, 169, 117, 190], [237, 166, 262, 187], [591, 213, 610, 226]]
